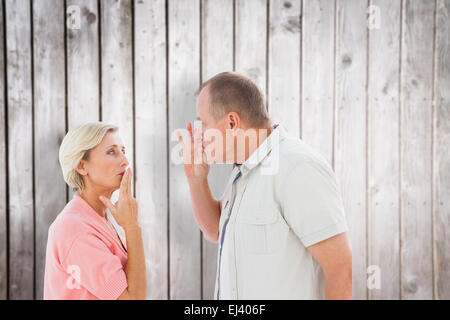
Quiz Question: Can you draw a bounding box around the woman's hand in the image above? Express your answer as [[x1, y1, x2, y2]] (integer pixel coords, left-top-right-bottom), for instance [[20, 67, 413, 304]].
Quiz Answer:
[[99, 168, 139, 230], [177, 121, 210, 182]]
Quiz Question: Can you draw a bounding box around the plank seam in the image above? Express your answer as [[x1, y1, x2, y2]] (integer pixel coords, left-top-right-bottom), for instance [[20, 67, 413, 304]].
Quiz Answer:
[[165, 0, 170, 300], [398, 0, 404, 300], [30, 0, 36, 300], [431, 0, 438, 300], [2, 0, 10, 301]]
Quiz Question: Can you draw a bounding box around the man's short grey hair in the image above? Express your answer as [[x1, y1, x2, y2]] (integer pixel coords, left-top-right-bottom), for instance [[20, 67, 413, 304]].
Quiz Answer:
[[197, 72, 270, 127]]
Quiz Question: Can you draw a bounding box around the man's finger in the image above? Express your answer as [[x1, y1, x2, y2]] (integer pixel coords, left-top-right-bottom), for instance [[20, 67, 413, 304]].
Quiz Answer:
[[187, 122, 194, 144]]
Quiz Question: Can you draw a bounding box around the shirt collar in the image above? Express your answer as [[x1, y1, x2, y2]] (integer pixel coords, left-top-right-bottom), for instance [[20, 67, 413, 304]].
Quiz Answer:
[[239, 124, 287, 176]]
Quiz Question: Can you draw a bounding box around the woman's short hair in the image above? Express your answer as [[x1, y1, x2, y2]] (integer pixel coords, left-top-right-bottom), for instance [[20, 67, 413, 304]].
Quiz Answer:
[[59, 122, 118, 192]]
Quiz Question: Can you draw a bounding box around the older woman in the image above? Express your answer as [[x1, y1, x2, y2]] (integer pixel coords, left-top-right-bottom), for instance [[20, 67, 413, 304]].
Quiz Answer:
[[44, 122, 146, 300]]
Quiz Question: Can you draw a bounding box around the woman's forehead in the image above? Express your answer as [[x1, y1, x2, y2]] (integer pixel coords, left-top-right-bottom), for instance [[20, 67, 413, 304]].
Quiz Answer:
[[101, 131, 125, 148]]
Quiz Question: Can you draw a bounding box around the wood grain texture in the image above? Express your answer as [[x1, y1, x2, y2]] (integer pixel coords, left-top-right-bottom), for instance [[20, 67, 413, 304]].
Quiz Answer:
[[5, 0, 34, 299], [100, 0, 134, 173], [235, 0, 267, 93], [134, 0, 168, 300], [268, 0, 301, 137], [369, 0, 401, 300], [400, 0, 434, 299], [32, 0, 66, 300], [0, 0, 6, 300], [66, 0, 100, 201], [334, 0, 367, 300], [201, 0, 234, 300], [301, 0, 335, 165], [66, 0, 100, 128], [434, 0, 450, 300], [168, 0, 201, 299]]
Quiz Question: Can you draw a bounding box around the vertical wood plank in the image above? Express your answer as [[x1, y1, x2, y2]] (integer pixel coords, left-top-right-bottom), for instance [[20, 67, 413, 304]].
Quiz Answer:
[[235, 0, 267, 93], [369, 0, 401, 300], [434, 0, 450, 300], [401, 0, 434, 299], [301, 0, 335, 164], [334, 0, 367, 300], [268, 0, 301, 137], [32, 0, 66, 300], [168, 0, 201, 299], [0, 0, 6, 300], [201, 0, 234, 300], [100, 0, 134, 175], [66, 0, 100, 127], [66, 0, 100, 201], [134, 0, 168, 300], [5, 0, 34, 299]]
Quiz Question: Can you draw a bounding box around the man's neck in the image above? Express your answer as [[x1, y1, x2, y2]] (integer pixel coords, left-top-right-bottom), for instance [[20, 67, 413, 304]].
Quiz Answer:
[[235, 124, 274, 164]]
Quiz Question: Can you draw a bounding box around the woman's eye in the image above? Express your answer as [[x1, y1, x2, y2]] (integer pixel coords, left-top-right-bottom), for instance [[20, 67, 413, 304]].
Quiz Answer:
[[107, 150, 115, 155]]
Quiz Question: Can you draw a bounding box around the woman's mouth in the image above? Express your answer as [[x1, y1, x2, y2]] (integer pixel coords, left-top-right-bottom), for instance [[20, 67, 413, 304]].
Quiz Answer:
[[118, 172, 125, 176]]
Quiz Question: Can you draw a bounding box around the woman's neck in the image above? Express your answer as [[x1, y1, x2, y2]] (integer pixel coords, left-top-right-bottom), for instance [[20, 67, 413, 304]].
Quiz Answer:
[[78, 188, 113, 218]]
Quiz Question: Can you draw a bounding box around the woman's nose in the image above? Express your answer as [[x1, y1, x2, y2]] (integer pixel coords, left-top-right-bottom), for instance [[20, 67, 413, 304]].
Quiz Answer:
[[120, 154, 129, 168]]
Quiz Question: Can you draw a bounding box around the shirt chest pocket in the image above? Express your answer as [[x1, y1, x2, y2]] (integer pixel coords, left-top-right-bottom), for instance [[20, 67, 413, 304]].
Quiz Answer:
[[239, 206, 283, 255]]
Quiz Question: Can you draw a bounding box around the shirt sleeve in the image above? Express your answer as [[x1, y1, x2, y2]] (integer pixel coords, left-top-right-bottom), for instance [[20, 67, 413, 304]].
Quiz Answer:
[[281, 159, 348, 248], [63, 232, 128, 300]]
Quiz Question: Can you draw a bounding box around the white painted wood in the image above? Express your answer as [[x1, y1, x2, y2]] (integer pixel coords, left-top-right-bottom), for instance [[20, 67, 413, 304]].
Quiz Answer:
[[201, 0, 234, 300], [369, 0, 402, 300], [400, 0, 434, 300], [434, 0, 450, 300], [235, 0, 267, 94], [134, 0, 168, 300], [0, 0, 6, 300], [66, 0, 100, 200], [5, 0, 34, 300], [168, 0, 201, 299], [268, 0, 301, 137], [66, 0, 100, 128], [334, 0, 367, 300], [301, 0, 335, 165], [100, 0, 134, 178], [32, 0, 67, 300]]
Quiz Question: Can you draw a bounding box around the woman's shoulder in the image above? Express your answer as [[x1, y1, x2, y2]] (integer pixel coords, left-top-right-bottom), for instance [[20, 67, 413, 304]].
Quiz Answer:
[[48, 200, 95, 245]]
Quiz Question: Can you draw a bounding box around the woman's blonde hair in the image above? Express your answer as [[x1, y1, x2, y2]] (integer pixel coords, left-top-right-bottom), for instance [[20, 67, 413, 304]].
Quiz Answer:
[[59, 122, 118, 192]]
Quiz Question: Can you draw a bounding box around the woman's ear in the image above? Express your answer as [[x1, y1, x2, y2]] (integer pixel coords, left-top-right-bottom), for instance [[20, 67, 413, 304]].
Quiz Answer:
[[75, 160, 88, 176]]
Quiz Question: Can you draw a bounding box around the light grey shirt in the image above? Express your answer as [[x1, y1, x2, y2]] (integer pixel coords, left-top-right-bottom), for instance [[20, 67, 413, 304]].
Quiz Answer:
[[214, 124, 348, 299]]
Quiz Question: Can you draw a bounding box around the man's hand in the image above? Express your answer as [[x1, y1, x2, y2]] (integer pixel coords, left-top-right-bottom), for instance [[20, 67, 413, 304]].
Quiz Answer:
[[177, 121, 221, 243], [177, 121, 210, 182], [307, 232, 352, 299]]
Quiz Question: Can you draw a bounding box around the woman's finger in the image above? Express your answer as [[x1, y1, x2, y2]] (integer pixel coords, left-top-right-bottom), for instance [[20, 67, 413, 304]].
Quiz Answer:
[[127, 167, 133, 196], [99, 196, 116, 215], [119, 168, 129, 198]]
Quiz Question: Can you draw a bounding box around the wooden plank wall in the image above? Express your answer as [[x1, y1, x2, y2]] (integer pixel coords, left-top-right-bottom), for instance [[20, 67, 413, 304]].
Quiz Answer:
[[0, 0, 449, 300]]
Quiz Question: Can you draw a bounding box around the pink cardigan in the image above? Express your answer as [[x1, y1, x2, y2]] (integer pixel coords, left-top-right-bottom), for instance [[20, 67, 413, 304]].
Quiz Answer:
[[44, 194, 128, 300]]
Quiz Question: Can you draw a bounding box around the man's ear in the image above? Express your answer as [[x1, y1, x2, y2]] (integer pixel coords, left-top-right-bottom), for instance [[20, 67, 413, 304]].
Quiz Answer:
[[227, 112, 240, 130], [75, 160, 88, 176]]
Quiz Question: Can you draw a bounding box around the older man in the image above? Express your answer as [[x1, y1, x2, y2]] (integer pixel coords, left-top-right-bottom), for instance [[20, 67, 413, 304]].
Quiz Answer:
[[177, 72, 352, 299]]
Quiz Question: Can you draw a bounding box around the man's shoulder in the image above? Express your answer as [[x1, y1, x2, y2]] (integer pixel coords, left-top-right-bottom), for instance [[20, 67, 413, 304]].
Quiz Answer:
[[277, 136, 333, 176]]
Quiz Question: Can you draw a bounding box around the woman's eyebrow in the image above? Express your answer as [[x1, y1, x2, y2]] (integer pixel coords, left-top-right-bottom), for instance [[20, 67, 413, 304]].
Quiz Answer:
[[107, 144, 125, 149]]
